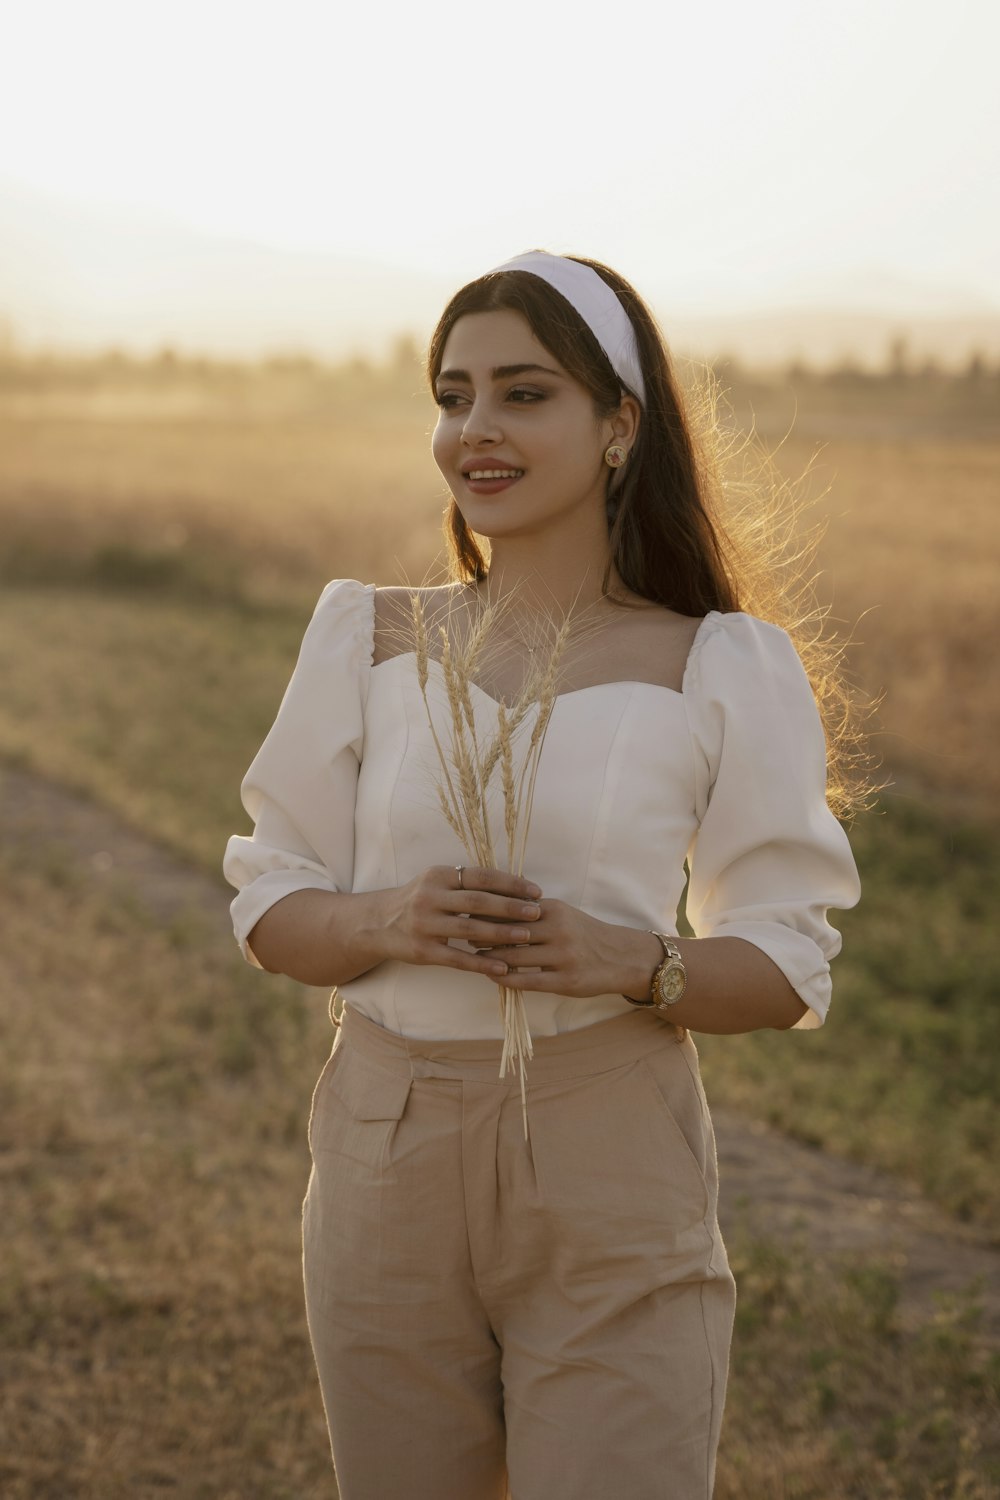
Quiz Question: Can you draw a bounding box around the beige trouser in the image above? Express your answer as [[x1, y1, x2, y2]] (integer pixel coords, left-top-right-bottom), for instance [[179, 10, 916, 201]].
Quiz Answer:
[[302, 1001, 736, 1500]]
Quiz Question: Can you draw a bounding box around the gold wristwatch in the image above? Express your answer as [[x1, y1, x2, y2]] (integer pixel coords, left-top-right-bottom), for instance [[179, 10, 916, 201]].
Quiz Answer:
[[626, 931, 687, 1011]]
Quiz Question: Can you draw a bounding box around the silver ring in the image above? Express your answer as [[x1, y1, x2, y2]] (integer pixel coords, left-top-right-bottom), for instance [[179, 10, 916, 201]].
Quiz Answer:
[[455, 865, 465, 891]]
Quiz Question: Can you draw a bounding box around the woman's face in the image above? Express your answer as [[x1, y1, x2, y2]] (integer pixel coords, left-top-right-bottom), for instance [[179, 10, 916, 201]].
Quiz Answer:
[[431, 309, 620, 545]]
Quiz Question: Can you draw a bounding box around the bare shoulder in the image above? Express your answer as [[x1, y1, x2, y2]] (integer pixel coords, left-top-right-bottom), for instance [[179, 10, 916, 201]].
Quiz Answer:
[[372, 583, 469, 665], [603, 591, 707, 691]]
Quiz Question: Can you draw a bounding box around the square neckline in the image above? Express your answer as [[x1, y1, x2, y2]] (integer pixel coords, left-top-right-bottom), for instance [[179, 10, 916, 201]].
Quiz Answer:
[[362, 582, 722, 705]]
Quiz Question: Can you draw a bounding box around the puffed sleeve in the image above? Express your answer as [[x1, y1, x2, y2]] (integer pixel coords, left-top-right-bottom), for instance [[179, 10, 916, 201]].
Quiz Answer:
[[222, 577, 373, 968], [683, 612, 861, 1028]]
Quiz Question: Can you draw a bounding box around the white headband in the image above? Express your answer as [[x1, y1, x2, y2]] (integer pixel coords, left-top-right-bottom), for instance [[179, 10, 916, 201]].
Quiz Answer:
[[485, 249, 646, 406]]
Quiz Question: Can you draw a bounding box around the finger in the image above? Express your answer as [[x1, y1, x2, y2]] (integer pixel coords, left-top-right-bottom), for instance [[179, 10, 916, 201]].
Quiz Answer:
[[477, 948, 546, 978], [470, 918, 536, 942], [451, 867, 542, 901], [475, 947, 532, 963], [445, 921, 536, 947], [484, 956, 545, 973], [501, 969, 560, 988], [476, 938, 551, 958], [485, 940, 557, 972], [425, 945, 509, 978], [441, 891, 543, 924]]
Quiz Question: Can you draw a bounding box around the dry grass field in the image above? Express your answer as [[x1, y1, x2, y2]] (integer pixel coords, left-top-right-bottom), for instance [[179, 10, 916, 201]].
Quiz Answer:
[[3, 768, 996, 1500], [1, 355, 996, 806], [2, 353, 998, 1497]]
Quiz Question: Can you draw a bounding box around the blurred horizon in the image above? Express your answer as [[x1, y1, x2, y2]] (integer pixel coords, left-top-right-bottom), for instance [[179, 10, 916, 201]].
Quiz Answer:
[[2, 173, 998, 373], [2, 0, 997, 371]]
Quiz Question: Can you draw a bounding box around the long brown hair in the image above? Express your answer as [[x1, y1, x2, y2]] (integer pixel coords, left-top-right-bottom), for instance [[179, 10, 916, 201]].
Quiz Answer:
[[425, 252, 875, 818]]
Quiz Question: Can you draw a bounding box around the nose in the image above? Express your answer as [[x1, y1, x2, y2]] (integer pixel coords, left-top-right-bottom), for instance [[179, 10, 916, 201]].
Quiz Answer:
[[460, 393, 503, 448]]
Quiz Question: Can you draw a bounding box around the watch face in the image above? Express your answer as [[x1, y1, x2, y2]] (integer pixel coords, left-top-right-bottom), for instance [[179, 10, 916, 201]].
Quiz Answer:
[[656, 963, 686, 1004]]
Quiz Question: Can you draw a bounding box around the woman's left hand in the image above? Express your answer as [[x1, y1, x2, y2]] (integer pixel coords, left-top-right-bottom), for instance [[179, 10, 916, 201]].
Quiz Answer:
[[477, 898, 660, 999]]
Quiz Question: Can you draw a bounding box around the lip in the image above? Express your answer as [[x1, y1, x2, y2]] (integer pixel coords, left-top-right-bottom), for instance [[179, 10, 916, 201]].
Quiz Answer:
[[463, 472, 524, 495], [460, 459, 524, 476]]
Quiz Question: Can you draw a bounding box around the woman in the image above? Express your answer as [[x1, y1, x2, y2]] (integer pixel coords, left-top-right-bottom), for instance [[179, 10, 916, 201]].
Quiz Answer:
[[223, 249, 863, 1499]]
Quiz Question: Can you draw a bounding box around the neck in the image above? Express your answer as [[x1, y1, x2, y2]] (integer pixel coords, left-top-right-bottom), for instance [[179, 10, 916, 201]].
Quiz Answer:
[[473, 517, 625, 619]]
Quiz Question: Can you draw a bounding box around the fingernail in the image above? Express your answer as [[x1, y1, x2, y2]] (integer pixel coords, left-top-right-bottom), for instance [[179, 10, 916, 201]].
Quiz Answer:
[[489, 962, 508, 975], [520, 903, 541, 918], [525, 883, 542, 899]]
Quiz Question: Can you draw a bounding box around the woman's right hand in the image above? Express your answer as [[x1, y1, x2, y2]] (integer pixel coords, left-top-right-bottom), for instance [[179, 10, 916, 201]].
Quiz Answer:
[[379, 865, 543, 978]]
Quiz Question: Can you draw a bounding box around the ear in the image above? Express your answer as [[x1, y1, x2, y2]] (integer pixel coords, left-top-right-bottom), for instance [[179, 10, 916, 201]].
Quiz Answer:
[[605, 393, 641, 448]]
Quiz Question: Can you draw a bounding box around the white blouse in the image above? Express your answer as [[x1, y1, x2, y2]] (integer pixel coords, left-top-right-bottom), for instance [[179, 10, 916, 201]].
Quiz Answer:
[[223, 578, 861, 1037]]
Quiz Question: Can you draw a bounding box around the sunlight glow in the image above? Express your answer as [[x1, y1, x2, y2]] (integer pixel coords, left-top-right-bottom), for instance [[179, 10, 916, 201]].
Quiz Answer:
[[2, 0, 997, 299]]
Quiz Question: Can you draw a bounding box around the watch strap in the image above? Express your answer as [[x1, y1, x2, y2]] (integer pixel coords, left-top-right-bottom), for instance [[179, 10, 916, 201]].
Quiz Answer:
[[649, 931, 687, 1007], [623, 931, 685, 1008]]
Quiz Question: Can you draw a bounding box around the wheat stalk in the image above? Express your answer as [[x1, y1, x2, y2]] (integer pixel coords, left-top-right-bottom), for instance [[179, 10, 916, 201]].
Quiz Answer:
[[410, 587, 577, 1138]]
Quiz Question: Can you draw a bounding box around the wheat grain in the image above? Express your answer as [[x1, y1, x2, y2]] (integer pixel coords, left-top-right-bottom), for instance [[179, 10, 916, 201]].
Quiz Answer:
[[441, 628, 492, 860], [411, 591, 429, 693], [437, 783, 465, 843], [453, 611, 496, 846], [497, 703, 518, 867]]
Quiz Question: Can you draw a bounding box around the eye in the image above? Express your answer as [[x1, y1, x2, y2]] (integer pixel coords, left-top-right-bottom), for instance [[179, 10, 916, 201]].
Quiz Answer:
[[434, 386, 548, 409]]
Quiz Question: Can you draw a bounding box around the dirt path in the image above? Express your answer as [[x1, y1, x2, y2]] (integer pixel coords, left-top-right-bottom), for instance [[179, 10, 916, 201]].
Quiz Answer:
[[4, 763, 998, 1344]]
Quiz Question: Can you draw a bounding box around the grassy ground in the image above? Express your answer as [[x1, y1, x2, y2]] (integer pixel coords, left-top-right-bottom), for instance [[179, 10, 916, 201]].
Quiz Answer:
[[3, 361, 998, 1494], [0, 830, 335, 1499], [0, 582, 997, 1236], [0, 588, 301, 870], [2, 790, 997, 1500], [717, 1224, 998, 1498], [1, 387, 997, 805], [695, 799, 1000, 1230]]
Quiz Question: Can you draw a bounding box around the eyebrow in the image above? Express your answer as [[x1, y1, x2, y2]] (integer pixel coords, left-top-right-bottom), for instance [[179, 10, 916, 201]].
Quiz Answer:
[[434, 362, 565, 385]]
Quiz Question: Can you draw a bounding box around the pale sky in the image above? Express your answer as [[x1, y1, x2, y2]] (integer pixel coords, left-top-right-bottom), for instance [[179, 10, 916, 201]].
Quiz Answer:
[[2, 0, 998, 312]]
